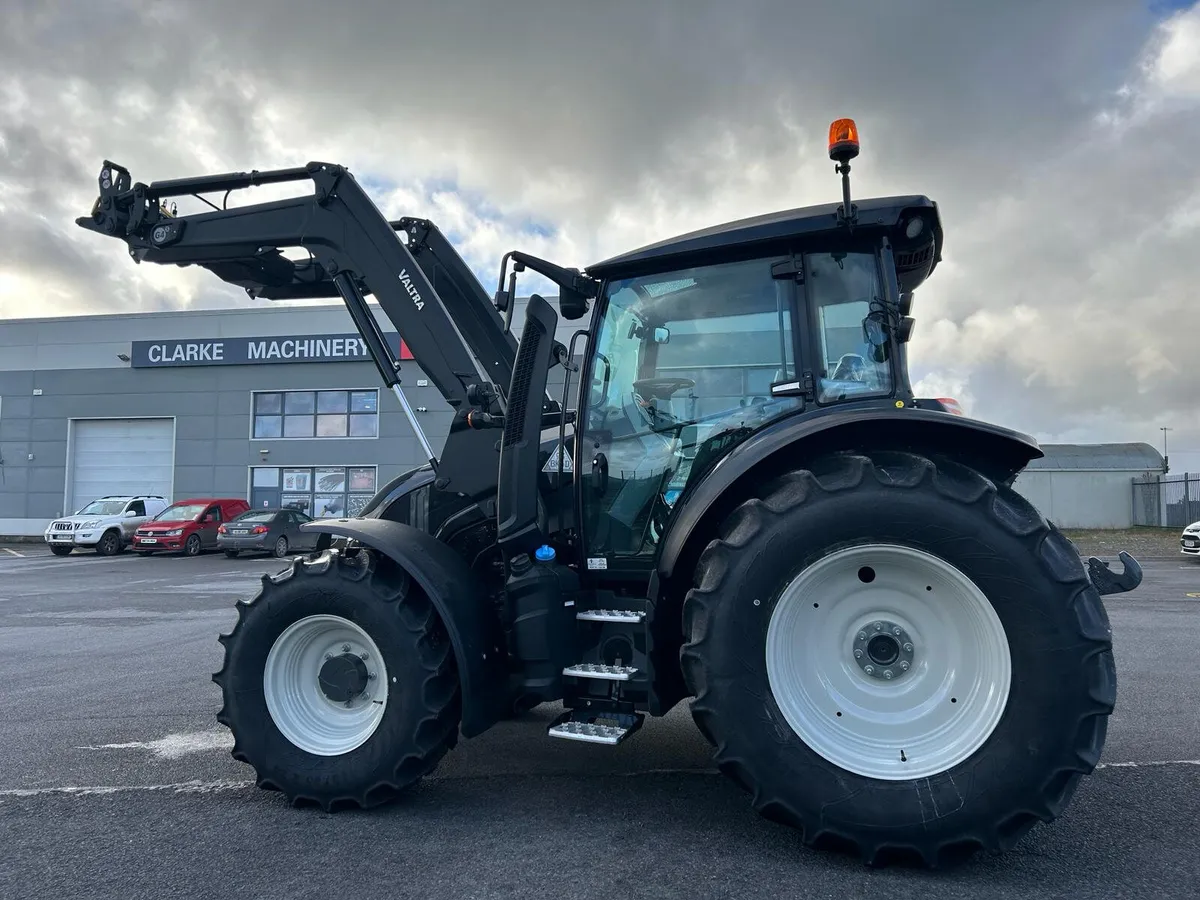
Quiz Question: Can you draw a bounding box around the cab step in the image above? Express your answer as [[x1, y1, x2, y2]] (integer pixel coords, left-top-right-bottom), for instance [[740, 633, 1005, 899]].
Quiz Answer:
[[547, 710, 644, 745], [576, 609, 645, 623], [563, 663, 638, 681]]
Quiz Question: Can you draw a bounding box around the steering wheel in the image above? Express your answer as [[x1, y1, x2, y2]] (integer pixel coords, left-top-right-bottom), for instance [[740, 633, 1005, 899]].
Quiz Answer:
[[633, 377, 696, 400]]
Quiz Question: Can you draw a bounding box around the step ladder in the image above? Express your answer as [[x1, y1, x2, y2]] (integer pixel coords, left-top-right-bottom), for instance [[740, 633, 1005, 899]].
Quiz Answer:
[[547, 709, 644, 746]]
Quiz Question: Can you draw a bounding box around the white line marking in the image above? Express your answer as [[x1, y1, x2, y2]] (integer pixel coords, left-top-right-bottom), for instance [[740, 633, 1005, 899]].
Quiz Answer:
[[77, 729, 233, 760], [3, 548, 25, 557], [0, 780, 253, 799], [1096, 759, 1200, 769]]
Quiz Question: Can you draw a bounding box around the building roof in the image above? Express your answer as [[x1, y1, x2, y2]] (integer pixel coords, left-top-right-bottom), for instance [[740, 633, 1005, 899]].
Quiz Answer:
[[1027, 442, 1165, 472]]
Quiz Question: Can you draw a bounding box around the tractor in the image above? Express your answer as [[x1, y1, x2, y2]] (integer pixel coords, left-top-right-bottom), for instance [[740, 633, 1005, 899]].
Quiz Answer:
[[77, 118, 1143, 867]]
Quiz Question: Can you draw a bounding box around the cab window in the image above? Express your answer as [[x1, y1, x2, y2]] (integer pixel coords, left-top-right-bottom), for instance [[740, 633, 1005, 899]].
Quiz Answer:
[[805, 251, 893, 403]]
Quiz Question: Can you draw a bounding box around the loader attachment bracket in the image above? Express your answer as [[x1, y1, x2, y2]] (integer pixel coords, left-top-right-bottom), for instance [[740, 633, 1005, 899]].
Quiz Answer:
[[1086, 551, 1143, 597]]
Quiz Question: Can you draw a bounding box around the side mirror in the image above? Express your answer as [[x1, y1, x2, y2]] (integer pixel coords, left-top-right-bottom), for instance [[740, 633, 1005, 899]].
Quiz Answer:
[[862, 312, 891, 363], [653, 326, 670, 344], [123, 509, 138, 518], [558, 285, 590, 321]]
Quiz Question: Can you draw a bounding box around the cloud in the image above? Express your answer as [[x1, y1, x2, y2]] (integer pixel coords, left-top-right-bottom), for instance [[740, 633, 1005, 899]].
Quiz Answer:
[[1, 0, 1198, 469]]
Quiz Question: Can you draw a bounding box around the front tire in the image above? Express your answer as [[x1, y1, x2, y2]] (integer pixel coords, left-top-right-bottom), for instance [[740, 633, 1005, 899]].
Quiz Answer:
[[49, 545, 73, 556], [680, 450, 1115, 867], [213, 547, 461, 809], [96, 530, 122, 556], [184, 534, 202, 556]]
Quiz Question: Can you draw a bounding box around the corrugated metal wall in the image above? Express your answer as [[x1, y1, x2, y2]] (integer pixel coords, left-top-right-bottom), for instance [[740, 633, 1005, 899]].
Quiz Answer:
[[1011, 470, 1138, 529]]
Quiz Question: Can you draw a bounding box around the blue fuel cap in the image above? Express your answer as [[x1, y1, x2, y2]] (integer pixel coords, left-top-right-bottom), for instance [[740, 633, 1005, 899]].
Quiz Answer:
[[534, 544, 556, 563]]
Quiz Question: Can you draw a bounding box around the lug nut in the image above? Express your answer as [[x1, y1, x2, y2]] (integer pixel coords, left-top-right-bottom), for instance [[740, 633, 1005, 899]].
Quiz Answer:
[[857, 631, 867, 642], [344, 700, 354, 708], [368, 672, 376, 680], [360, 652, 369, 660], [342, 644, 351, 652], [873, 622, 883, 631], [884, 670, 893, 680], [324, 653, 332, 661], [900, 661, 910, 671], [892, 626, 902, 636], [853, 649, 863, 659], [864, 665, 875, 675], [903, 642, 914, 653]]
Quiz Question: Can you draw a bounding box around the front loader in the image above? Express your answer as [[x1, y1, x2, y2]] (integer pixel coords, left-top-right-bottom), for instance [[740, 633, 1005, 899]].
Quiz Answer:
[[77, 118, 1143, 867]]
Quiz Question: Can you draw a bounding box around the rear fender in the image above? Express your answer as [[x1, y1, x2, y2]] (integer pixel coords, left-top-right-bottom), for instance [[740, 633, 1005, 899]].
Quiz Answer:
[[302, 517, 508, 738], [655, 406, 1043, 587]]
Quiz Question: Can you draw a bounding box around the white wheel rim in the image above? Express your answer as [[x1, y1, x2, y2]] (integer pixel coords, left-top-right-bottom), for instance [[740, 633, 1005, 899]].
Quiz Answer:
[[263, 614, 389, 756], [765, 543, 1011, 781]]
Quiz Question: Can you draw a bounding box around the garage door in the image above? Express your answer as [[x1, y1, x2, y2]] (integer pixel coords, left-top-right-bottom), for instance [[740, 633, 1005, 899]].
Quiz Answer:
[[69, 418, 175, 514]]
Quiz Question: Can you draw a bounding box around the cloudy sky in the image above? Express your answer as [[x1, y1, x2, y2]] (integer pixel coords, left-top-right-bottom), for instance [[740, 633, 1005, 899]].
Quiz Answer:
[[2, 0, 1198, 472]]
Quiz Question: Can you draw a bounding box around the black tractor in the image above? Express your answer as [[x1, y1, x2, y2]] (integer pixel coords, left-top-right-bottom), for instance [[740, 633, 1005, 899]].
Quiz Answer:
[[77, 118, 1142, 867]]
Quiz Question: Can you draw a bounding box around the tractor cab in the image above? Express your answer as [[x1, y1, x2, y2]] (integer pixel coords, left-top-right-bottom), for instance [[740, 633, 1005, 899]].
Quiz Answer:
[[559, 121, 944, 576]]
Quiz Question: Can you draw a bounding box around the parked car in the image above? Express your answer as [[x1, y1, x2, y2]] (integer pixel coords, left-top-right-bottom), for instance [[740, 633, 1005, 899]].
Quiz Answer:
[[43, 495, 169, 556], [132, 498, 251, 556], [1182, 521, 1200, 558], [217, 508, 322, 558]]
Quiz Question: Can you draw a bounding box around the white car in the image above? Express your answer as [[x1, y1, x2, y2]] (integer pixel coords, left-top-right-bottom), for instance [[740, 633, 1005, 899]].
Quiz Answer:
[[44, 495, 170, 556], [1183, 521, 1200, 558]]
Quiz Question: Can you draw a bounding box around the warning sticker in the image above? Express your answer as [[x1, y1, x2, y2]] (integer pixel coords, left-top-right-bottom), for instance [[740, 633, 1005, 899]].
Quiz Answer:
[[542, 443, 574, 474], [587, 557, 608, 570]]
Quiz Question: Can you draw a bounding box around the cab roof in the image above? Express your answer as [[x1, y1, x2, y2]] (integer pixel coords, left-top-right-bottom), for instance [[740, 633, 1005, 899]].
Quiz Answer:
[[586, 195, 941, 281]]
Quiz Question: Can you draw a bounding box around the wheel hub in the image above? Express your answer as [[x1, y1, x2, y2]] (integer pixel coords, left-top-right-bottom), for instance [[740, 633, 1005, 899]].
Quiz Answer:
[[263, 615, 389, 756], [853, 619, 914, 680], [319, 653, 370, 703]]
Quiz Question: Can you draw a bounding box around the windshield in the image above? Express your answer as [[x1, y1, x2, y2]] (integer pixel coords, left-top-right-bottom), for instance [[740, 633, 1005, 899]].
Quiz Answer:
[[76, 500, 127, 516], [155, 503, 208, 521], [805, 251, 893, 403]]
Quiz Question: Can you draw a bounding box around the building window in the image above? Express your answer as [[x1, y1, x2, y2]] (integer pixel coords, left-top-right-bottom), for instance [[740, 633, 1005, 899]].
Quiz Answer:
[[253, 390, 379, 439], [249, 465, 378, 518]]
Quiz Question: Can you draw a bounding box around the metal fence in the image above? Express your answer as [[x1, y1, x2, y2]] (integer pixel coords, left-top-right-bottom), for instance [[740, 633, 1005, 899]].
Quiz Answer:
[[1132, 472, 1200, 527]]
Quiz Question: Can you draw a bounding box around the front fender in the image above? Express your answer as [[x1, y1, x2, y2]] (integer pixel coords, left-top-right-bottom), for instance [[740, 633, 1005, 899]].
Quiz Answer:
[[656, 405, 1043, 583], [301, 517, 509, 738]]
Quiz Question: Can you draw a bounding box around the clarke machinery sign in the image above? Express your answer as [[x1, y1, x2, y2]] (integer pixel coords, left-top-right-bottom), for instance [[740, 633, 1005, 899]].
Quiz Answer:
[[131, 332, 414, 368]]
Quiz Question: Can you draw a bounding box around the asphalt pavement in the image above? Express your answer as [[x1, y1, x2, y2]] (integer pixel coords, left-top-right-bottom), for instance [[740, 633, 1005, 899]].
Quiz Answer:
[[1, 544, 1198, 900]]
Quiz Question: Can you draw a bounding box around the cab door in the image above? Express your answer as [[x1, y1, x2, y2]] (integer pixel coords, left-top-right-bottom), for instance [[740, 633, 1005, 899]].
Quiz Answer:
[[576, 254, 803, 576]]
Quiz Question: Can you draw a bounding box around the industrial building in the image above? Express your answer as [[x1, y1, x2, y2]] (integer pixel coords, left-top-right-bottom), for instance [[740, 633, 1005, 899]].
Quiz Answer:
[[0, 304, 1167, 537], [0, 299, 573, 538]]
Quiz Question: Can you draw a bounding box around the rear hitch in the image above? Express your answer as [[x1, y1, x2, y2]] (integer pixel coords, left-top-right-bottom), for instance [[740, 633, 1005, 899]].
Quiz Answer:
[[1086, 551, 1143, 596]]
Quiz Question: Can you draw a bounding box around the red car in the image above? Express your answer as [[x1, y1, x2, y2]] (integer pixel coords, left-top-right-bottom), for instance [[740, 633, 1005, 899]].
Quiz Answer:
[[133, 498, 251, 556]]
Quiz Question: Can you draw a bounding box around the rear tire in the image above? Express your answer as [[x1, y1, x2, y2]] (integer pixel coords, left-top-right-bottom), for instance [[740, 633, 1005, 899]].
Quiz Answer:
[[213, 547, 460, 810], [272, 536, 289, 559], [680, 450, 1115, 867]]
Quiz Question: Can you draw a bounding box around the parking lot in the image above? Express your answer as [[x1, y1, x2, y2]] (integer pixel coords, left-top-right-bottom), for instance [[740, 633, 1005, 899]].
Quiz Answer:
[[0, 545, 1197, 900]]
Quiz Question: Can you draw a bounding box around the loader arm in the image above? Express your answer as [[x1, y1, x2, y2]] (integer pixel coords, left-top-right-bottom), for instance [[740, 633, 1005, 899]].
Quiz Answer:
[[77, 160, 554, 505]]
